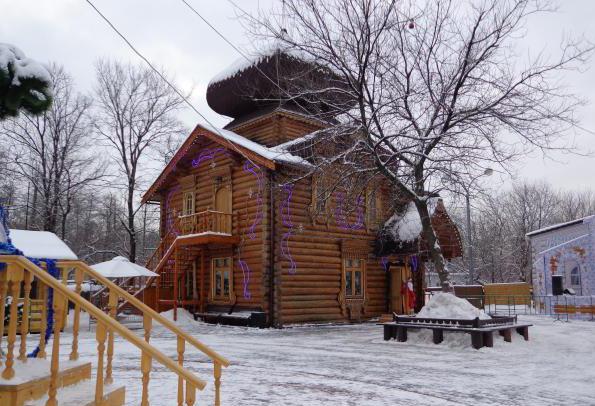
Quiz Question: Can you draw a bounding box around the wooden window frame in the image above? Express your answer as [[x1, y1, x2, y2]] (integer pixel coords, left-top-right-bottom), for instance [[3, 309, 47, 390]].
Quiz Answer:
[[310, 175, 330, 224], [343, 257, 366, 299], [182, 190, 195, 216], [210, 256, 234, 304], [366, 187, 384, 229]]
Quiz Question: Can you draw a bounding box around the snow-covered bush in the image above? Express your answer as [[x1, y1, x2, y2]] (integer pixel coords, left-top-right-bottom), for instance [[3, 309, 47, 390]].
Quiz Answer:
[[0, 43, 52, 119]]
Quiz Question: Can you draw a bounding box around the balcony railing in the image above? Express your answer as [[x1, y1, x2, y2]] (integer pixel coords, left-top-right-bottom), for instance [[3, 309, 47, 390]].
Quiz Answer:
[[177, 210, 233, 236]]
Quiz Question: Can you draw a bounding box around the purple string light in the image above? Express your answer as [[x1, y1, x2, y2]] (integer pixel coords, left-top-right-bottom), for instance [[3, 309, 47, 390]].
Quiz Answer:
[[237, 160, 265, 299], [410, 255, 419, 272], [281, 184, 296, 274], [191, 147, 230, 168], [335, 192, 365, 230], [381, 256, 389, 272], [242, 161, 264, 239], [238, 259, 251, 299]]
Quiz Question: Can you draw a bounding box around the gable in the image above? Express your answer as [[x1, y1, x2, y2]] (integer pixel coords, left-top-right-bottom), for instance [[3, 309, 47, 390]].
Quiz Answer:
[[142, 124, 309, 203]]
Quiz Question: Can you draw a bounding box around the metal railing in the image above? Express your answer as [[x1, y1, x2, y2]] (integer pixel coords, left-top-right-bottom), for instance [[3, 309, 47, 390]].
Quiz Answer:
[[425, 291, 595, 322]]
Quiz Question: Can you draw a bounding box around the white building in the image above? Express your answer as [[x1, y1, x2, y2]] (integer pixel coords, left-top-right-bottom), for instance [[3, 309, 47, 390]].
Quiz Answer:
[[527, 216, 595, 297]]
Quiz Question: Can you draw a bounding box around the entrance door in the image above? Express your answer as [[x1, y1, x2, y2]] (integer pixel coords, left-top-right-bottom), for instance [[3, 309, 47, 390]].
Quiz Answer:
[[389, 265, 412, 314], [214, 184, 232, 233]]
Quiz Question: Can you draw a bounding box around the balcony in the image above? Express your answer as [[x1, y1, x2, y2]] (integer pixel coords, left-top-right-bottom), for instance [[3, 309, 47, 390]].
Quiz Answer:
[[177, 210, 234, 236]]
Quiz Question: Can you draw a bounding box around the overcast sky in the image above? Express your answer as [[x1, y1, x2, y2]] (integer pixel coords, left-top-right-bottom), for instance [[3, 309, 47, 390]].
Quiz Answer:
[[1, 0, 594, 193]]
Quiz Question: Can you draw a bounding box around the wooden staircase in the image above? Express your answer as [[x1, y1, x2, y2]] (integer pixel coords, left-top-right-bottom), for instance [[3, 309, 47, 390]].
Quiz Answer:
[[0, 255, 230, 405]]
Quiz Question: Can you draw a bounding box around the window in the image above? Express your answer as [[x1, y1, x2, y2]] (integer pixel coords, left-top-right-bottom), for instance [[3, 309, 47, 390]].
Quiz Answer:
[[182, 191, 195, 216], [570, 266, 581, 287], [212, 257, 232, 301], [366, 188, 384, 228], [312, 175, 327, 214], [344, 258, 365, 298]]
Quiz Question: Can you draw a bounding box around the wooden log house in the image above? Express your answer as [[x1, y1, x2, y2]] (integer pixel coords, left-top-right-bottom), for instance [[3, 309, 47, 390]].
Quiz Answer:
[[139, 48, 462, 327]]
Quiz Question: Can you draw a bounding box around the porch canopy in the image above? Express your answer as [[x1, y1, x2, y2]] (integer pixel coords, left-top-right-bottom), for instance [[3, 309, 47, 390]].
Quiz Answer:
[[90, 256, 158, 278]]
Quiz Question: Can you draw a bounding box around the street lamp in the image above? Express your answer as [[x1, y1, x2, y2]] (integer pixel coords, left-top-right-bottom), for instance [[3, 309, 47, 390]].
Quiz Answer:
[[465, 168, 493, 285]]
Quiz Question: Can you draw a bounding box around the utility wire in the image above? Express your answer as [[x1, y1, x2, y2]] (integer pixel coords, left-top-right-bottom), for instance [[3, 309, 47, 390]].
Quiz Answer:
[[181, 0, 314, 118], [84, 0, 261, 170]]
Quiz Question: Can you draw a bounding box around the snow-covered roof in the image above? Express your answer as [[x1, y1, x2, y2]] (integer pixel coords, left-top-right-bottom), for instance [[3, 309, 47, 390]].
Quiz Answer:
[[9, 229, 78, 260], [208, 42, 316, 86], [91, 256, 157, 278], [0, 43, 51, 87], [199, 122, 311, 167], [526, 215, 595, 237], [384, 198, 440, 243]]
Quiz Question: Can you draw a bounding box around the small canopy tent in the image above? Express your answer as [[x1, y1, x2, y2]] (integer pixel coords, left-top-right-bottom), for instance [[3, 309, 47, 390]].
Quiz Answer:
[[91, 256, 157, 278]]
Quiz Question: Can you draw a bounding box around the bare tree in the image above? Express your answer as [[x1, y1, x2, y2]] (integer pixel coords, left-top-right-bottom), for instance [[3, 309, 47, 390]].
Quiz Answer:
[[1, 64, 104, 234], [250, 0, 592, 289], [94, 60, 185, 263]]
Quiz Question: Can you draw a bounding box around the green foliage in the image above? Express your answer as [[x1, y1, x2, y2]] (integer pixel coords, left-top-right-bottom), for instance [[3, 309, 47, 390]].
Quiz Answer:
[[0, 46, 52, 120]]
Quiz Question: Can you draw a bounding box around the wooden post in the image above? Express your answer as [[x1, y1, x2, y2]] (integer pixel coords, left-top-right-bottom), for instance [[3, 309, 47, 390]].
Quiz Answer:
[[141, 350, 152, 406], [105, 288, 118, 385], [0, 274, 8, 365], [95, 322, 107, 405], [3, 265, 23, 380], [174, 248, 179, 321], [214, 361, 222, 406], [200, 249, 205, 313], [143, 313, 152, 343], [185, 382, 196, 406], [37, 283, 48, 359], [46, 291, 65, 406], [177, 336, 185, 406], [70, 268, 84, 361], [18, 270, 33, 361]]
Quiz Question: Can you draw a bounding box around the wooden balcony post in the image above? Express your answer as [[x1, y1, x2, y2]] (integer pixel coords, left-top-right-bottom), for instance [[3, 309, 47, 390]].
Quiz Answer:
[[95, 322, 107, 405], [69, 267, 84, 361], [174, 248, 179, 322], [18, 269, 33, 361], [105, 288, 118, 385], [0, 274, 8, 365], [37, 283, 48, 359], [2, 265, 23, 380], [141, 349, 152, 406], [46, 290, 66, 406], [214, 361, 222, 406], [177, 336, 185, 406]]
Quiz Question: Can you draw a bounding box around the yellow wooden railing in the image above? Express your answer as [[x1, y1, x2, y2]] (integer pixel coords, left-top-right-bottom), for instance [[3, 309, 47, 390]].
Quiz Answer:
[[0, 255, 228, 405], [177, 210, 233, 235], [63, 260, 230, 405]]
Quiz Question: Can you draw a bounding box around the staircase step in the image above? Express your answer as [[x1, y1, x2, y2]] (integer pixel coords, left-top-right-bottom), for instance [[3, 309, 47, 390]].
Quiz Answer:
[[0, 359, 91, 406], [24, 380, 125, 406]]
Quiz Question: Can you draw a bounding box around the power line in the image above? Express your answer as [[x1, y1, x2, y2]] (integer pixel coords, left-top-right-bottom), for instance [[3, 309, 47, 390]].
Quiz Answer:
[[83, 0, 260, 170], [181, 0, 313, 117]]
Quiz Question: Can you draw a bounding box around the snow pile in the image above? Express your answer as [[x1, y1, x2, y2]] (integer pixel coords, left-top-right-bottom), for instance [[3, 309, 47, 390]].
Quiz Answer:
[[160, 308, 198, 326], [0, 43, 51, 86], [384, 198, 440, 243], [417, 292, 491, 320]]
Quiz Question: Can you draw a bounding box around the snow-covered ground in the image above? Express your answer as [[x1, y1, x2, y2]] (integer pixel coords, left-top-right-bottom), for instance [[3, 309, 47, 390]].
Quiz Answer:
[[55, 311, 595, 405]]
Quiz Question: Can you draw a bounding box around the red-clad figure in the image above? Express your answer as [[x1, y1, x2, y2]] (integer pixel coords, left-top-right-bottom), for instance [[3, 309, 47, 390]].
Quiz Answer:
[[401, 277, 416, 314]]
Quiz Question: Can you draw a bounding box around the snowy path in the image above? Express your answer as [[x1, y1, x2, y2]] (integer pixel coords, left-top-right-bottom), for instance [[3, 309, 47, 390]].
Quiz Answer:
[[61, 314, 595, 405]]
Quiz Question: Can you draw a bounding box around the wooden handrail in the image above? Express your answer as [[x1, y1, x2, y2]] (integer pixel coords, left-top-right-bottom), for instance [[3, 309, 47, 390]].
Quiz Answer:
[[63, 259, 230, 368], [2, 255, 209, 390]]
